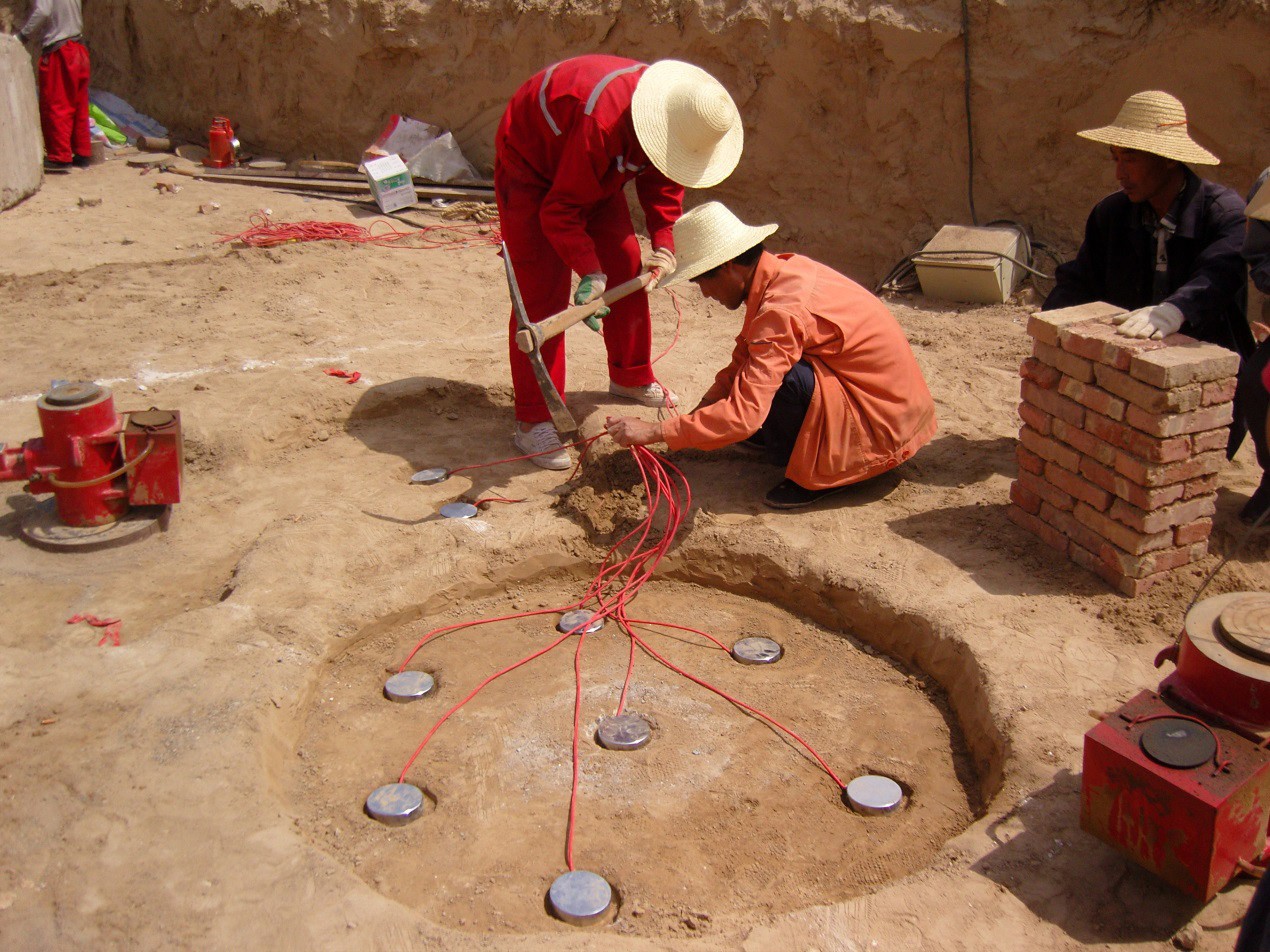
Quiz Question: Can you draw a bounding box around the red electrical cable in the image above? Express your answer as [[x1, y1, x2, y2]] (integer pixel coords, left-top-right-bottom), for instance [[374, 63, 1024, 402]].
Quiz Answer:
[[218, 213, 503, 250]]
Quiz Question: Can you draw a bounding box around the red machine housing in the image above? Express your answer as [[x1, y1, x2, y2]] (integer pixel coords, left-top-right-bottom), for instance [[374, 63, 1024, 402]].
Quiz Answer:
[[0, 382, 182, 527], [1081, 592, 1270, 900], [202, 117, 239, 168]]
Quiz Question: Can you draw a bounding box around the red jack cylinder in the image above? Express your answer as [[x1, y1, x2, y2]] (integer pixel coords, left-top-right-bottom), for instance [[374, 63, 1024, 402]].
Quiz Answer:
[[0, 382, 182, 527]]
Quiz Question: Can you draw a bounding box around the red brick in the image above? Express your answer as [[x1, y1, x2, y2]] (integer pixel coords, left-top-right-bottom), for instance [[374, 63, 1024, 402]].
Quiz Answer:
[[1020, 356, 1061, 389], [1129, 339, 1242, 388], [1183, 475, 1219, 499], [1175, 518, 1214, 546], [1086, 413, 1192, 463], [1018, 467, 1075, 512], [1028, 304, 1120, 346], [1069, 543, 1171, 595], [1114, 475, 1186, 511], [1108, 493, 1217, 534], [1007, 503, 1069, 554], [1113, 450, 1226, 488], [1016, 445, 1045, 476], [1045, 461, 1112, 510], [1092, 363, 1201, 414], [1052, 418, 1117, 466], [1109, 542, 1208, 579], [1034, 340, 1095, 383], [1018, 401, 1053, 436], [1079, 456, 1119, 493], [1058, 376, 1128, 420], [1202, 377, 1238, 406], [1124, 402, 1233, 438], [1059, 319, 1173, 370], [1074, 501, 1173, 554], [1192, 428, 1231, 454], [1022, 379, 1085, 426], [1010, 480, 1042, 515], [1019, 425, 1082, 471]]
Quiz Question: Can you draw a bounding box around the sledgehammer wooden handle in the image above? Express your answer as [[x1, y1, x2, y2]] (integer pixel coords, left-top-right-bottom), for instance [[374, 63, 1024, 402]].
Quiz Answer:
[[515, 271, 657, 354]]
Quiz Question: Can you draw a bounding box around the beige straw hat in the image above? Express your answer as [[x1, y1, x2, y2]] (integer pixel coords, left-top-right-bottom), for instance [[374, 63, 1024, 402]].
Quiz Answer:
[[1076, 90, 1219, 165], [659, 201, 777, 289], [1249, 184, 1270, 223], [631, 60, 743, 189]]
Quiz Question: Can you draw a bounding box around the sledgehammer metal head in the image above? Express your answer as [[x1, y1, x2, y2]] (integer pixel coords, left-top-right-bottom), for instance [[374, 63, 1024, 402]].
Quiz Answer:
[[501, 243, 577, 435]]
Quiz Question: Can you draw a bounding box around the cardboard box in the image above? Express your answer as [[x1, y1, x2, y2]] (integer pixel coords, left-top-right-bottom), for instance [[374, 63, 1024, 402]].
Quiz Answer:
[[364, 154, 416, 213], [913, 224, 1024, 304]]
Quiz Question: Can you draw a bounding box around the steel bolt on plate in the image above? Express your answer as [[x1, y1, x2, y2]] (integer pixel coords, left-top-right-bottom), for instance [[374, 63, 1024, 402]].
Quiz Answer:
[[596, 712, 652, 751], [844, 775, 905, 815], [439, 501, 479, 519], [548, 869, 613, 925], [384, 670, 435, 703], [558, 609, 604, 634], [365, 782, 426, 825], [411, 467, 450, 485], [731, 636, 783, 665]]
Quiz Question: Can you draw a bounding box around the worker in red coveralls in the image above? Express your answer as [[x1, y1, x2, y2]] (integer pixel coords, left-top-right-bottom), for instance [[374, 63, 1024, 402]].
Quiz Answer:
[[495, 56, 743, 469], [14, 0, 91, 173]]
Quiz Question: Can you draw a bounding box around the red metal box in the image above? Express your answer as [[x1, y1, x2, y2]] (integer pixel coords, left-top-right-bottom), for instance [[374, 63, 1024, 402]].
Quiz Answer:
[[124, 410, 183, 506]]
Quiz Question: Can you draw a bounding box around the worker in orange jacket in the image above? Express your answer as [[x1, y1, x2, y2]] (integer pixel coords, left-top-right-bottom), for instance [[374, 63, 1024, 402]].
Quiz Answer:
[[495, 55, 742, 469]]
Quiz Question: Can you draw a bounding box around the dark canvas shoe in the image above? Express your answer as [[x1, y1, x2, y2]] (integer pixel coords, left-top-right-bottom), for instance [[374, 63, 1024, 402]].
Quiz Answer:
[[763, 478, 853, 510], [43, 159, 72, 174], [72, 155, 93, 168], [1240, 480, 1270, 527]]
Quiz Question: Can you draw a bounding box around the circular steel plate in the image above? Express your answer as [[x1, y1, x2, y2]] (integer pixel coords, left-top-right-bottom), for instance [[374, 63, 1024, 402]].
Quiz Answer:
[[439, 502, 478, 519], [845, 775, 905, 815], [548, 870, 612, 925], [384, 671, 435, 702], [411, 468, 450, 485], [43, 381, 103, 406], [558, 610, 604, 634], [1218, 593, 1270, 663], [1140, 718, 1216, 769], [731, 636, 783, 665], [597, 713, 651, 750], [365, 783, 425, 825], [21, 501, 169, 553]]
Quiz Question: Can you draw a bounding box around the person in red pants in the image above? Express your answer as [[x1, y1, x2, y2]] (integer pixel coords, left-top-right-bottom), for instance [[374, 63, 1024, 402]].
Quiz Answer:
[[16, 0, 91, 173], [495, 56, 742, 469]]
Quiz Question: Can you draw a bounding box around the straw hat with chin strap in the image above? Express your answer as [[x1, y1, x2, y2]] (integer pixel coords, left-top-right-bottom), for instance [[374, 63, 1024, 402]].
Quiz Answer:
[[1076, 90, 1219, 165], [1249, 183, 1270, 223], [631, 60, 744, 189], [658, 201, 778, 289]]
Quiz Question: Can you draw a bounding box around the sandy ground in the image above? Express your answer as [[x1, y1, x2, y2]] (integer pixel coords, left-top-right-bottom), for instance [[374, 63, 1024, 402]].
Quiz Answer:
[[3, 155, 1270, 951]]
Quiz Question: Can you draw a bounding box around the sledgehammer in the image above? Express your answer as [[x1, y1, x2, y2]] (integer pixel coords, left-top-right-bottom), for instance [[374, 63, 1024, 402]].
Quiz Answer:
[[501, 241, 658, 436]]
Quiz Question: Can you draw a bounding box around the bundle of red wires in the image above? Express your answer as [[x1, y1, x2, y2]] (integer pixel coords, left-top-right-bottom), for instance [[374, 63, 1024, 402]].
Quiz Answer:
[[218, 213, 502, 250]]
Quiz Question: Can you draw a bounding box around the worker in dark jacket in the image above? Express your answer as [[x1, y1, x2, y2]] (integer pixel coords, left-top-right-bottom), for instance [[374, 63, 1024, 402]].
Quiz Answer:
[[1043, 91, 1251, 359], [1234, 172, 1270, 524]]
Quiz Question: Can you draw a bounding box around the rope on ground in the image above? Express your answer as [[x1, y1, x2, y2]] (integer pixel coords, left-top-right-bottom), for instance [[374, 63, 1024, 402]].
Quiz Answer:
[[440, 201, 499, 223]]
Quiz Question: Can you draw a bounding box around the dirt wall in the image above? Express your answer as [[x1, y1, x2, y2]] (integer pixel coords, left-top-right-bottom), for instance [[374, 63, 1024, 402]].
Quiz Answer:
[[0, 35, 41, 208], [4, 0, 1267, 281]]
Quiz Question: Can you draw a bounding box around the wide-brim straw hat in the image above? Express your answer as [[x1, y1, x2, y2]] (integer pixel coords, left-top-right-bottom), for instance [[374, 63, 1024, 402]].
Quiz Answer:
[[1249, 184, 1270, 223], [659, 201, 777, 289], [631, 60, 744, 189], [1076, 90, 1219, 165]]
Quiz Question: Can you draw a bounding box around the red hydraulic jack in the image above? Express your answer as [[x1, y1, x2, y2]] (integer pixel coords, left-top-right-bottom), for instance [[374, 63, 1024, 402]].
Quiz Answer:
[[202, 117, 239, 168], [0, 382, 183, 550], [1081, 593, 1270, 900]]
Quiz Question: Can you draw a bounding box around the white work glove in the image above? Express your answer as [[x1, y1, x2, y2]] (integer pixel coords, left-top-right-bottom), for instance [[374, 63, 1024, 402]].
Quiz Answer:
[[644, 247, 676, 277], [575, 272, 609, 332], [1113, 302, 1185, 340]]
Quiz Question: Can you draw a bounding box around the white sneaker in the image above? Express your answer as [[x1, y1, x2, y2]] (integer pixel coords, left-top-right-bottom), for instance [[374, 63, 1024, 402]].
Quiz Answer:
[[608, 381, 679, 408], [513, 422, 571, 470]]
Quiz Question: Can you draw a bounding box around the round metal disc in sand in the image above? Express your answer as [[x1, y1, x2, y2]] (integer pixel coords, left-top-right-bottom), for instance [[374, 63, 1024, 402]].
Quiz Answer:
[[845, 775, 905, 815], [384, 671, 435, 702], [410, 467, 450, 485], [43, 381, 103, 406], [548, 870, 612, 925], [597, 713, 652, 751], [439, 502, 478, 519], [248, 158, 287, 171], [21, 501, 169, 553], [1140, 718, 1216, 770], [1217, 593, 1270, 664], [731, 636, 783, 665], [558, 609, 604, 634], [365, 783, 425, 825]]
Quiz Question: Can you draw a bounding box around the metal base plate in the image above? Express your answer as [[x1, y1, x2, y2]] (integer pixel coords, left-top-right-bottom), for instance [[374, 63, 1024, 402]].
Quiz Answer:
[[597, 713, 651, 750], [1140, 717, 1217, 769], [559, 610, 603, 634], [1218, 593, 1270, 663], [731, 636, 783, 665], [384, 671, 435, 702], [844, 775, 905, 814], [411, 468, 450, 485], [439, 502, 478, 519], [365, 783, 426, 825], [548, 870, 613, 925], [20, 501, 170, 553]]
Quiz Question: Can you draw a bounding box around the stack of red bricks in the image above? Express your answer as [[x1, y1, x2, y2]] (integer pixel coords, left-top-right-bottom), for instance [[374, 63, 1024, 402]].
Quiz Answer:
[[1008, 302, 1240, 596]]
